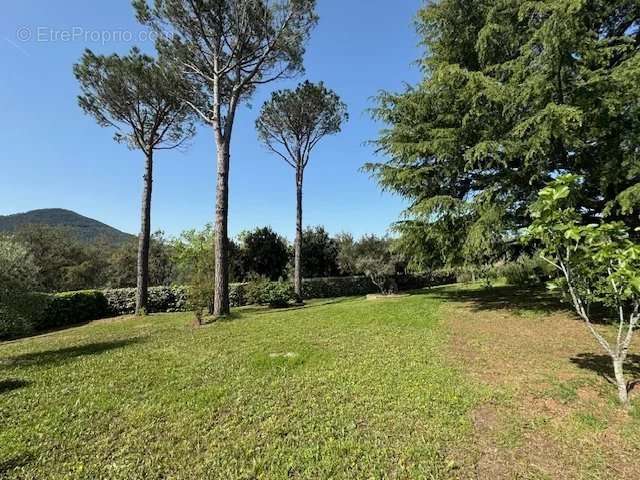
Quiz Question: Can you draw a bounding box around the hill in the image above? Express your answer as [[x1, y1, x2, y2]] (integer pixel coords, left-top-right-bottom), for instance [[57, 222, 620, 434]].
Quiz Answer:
[[0, 208, 135, 245]]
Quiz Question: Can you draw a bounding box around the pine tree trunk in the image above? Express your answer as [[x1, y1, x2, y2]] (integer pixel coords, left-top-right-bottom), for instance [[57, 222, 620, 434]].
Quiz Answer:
[[294, 169, 304, 304], [213, 142, 230, 317], [135, 150, 153, 316], [613, 356, 629, 406]]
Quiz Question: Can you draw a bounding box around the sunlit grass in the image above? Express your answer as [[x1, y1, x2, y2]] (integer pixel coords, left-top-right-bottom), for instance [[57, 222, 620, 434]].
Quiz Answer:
[[0, 294, 482, 479]]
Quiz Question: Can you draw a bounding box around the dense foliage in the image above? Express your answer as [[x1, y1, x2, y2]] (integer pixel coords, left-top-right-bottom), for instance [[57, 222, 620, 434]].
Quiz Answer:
[[239, 227, 290, 281], [368, 0, 640, 270], [301, 226, 340, 278], [0, 237, 41, 338]]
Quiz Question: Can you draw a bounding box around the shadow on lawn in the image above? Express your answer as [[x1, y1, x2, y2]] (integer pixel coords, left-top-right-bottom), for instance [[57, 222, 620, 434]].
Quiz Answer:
[[1, 338, 144, 367], [0, 454, 33, 475], [427, 285, 569, 315], [0, 379, 30, 394], [571, 353, 640, 387]]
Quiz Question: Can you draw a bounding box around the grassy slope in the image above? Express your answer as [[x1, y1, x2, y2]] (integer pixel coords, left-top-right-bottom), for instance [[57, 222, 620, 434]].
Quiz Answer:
[[0, 295, 482, 479]]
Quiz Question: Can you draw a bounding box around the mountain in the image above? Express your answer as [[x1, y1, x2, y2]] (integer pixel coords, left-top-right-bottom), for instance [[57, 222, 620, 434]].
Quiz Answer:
[[0, 209, 135, 245]]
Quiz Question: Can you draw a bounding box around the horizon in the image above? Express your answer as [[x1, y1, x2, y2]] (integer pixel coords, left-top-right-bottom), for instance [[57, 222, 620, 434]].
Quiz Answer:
[[1, 0, 423, 240]]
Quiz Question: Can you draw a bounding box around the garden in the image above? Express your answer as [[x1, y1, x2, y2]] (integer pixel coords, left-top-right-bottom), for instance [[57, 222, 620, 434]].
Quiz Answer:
[[1, 0, 640, 478]]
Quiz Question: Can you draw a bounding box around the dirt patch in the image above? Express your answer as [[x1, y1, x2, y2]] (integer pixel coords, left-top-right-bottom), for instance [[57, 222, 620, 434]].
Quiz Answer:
[[441, 288, 640, 479]]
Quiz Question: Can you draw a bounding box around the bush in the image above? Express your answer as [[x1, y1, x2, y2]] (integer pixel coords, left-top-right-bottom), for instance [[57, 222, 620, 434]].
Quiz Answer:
[[0, 236, 42, 339], [103, 286, 188, 316], [499, 255, 554, 286], [245, 278, 294, 308], [40, 290, 109, 330], [0, 293, 49, 340], [302, 276, 375, 298]]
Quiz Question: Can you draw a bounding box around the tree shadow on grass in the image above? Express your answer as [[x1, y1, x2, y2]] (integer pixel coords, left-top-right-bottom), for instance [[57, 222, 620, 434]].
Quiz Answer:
[[426, 285, 571, 316], [0, 379, 30, 394], [570, 353, 640, 388], [231, 297, 358, 318], [1, 338, 144, 367], [0, 454, 34, 475]]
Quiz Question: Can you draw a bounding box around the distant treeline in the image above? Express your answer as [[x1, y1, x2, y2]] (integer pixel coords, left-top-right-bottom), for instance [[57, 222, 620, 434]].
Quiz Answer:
[[2, 224, 400, 293]]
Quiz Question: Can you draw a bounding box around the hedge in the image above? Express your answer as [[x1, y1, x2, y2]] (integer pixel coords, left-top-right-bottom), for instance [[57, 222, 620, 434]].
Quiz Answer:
[[1, 290, 108, 340], [1, 272, 457, 339], [103, 286, 188, 316]]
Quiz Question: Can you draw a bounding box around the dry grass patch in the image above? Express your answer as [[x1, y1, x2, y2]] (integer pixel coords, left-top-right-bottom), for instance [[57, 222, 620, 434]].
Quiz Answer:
[[436, 285, 640, 479]]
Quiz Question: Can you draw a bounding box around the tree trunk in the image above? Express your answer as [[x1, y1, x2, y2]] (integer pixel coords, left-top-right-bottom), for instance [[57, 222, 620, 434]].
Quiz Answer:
[[213, 142, 230, 317], [135, 150, 153, 316], [294, 168, 304, 303], [612, 356, 629, 406]]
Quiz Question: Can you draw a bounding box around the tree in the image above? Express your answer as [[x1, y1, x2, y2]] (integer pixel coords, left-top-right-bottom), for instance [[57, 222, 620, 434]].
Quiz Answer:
[[526, 175, 640, 407], [335, 232, 358, 276], [300, 226, 340, 279], [335, 233, 395, 276], [171, 225, 217, 314], [256, 82, 347, 300], [239, 227, 289, 281], [135, 0, 318, 317], [367, 0, 640, 262], [354, 240, 401, 295], [106, 232, 177, 288], [0, 236, 41, 338], [13, 225, 106, 292], [74, 48, 194, 315]]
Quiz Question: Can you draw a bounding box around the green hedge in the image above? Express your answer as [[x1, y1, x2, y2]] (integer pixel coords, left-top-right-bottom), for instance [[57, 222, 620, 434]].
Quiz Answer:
[[1, 290, 108, 340], [103, 286, 188, 316], [41, 291, 109, 330], [1, 273, 458, 340]]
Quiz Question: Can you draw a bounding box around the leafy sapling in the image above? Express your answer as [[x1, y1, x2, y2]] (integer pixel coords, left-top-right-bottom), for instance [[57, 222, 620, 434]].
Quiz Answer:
[[74, 48, 194, 315], [526, 175, 640, 407]]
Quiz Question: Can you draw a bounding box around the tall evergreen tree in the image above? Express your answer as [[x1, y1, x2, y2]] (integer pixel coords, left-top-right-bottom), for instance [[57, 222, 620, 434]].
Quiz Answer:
[[367, 0, 640, 265], [135, 0, 318, 317], [256, 81, 347, 301], [74, 48, 194, 314]]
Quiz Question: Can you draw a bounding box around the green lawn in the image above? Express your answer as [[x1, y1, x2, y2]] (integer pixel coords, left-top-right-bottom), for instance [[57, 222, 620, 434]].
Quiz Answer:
[[0, 294, 482, 479]]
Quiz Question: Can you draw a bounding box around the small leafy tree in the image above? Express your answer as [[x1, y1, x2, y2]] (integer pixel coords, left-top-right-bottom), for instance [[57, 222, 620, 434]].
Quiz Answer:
[[462, 200, 509, 286], [135, 0, 318, 317], [74, 48, 194, 315], [171, 226, 216, 315], [526, 175, 640, 407], [239, 227, 289, 281], [301, 226, 340, 278], [256, 81, 348, 301], [352, 238, 400, 295], [356, 254, 399, 295], [335, 232, 357, 275]]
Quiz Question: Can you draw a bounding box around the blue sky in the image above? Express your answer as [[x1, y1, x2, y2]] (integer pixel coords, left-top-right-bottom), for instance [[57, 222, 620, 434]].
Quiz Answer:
[[1, 1, 423, 240]]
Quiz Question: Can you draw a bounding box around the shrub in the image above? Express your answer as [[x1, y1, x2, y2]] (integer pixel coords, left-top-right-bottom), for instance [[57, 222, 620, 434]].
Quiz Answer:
[[499, 255, 553, 286], [40, 290, 109, 330], [0, 237, 42, 339], [302, 276, 375, 298], [245, 278, 294, 308], [0, 293, 49, 340], [103, 286, 188, 316]]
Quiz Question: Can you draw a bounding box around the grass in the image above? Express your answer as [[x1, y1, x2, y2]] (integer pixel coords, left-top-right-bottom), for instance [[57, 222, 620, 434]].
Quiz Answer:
[[2, 285, 640, 479], [0, 295, 482, 479], [438, 284, 640, 479]]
